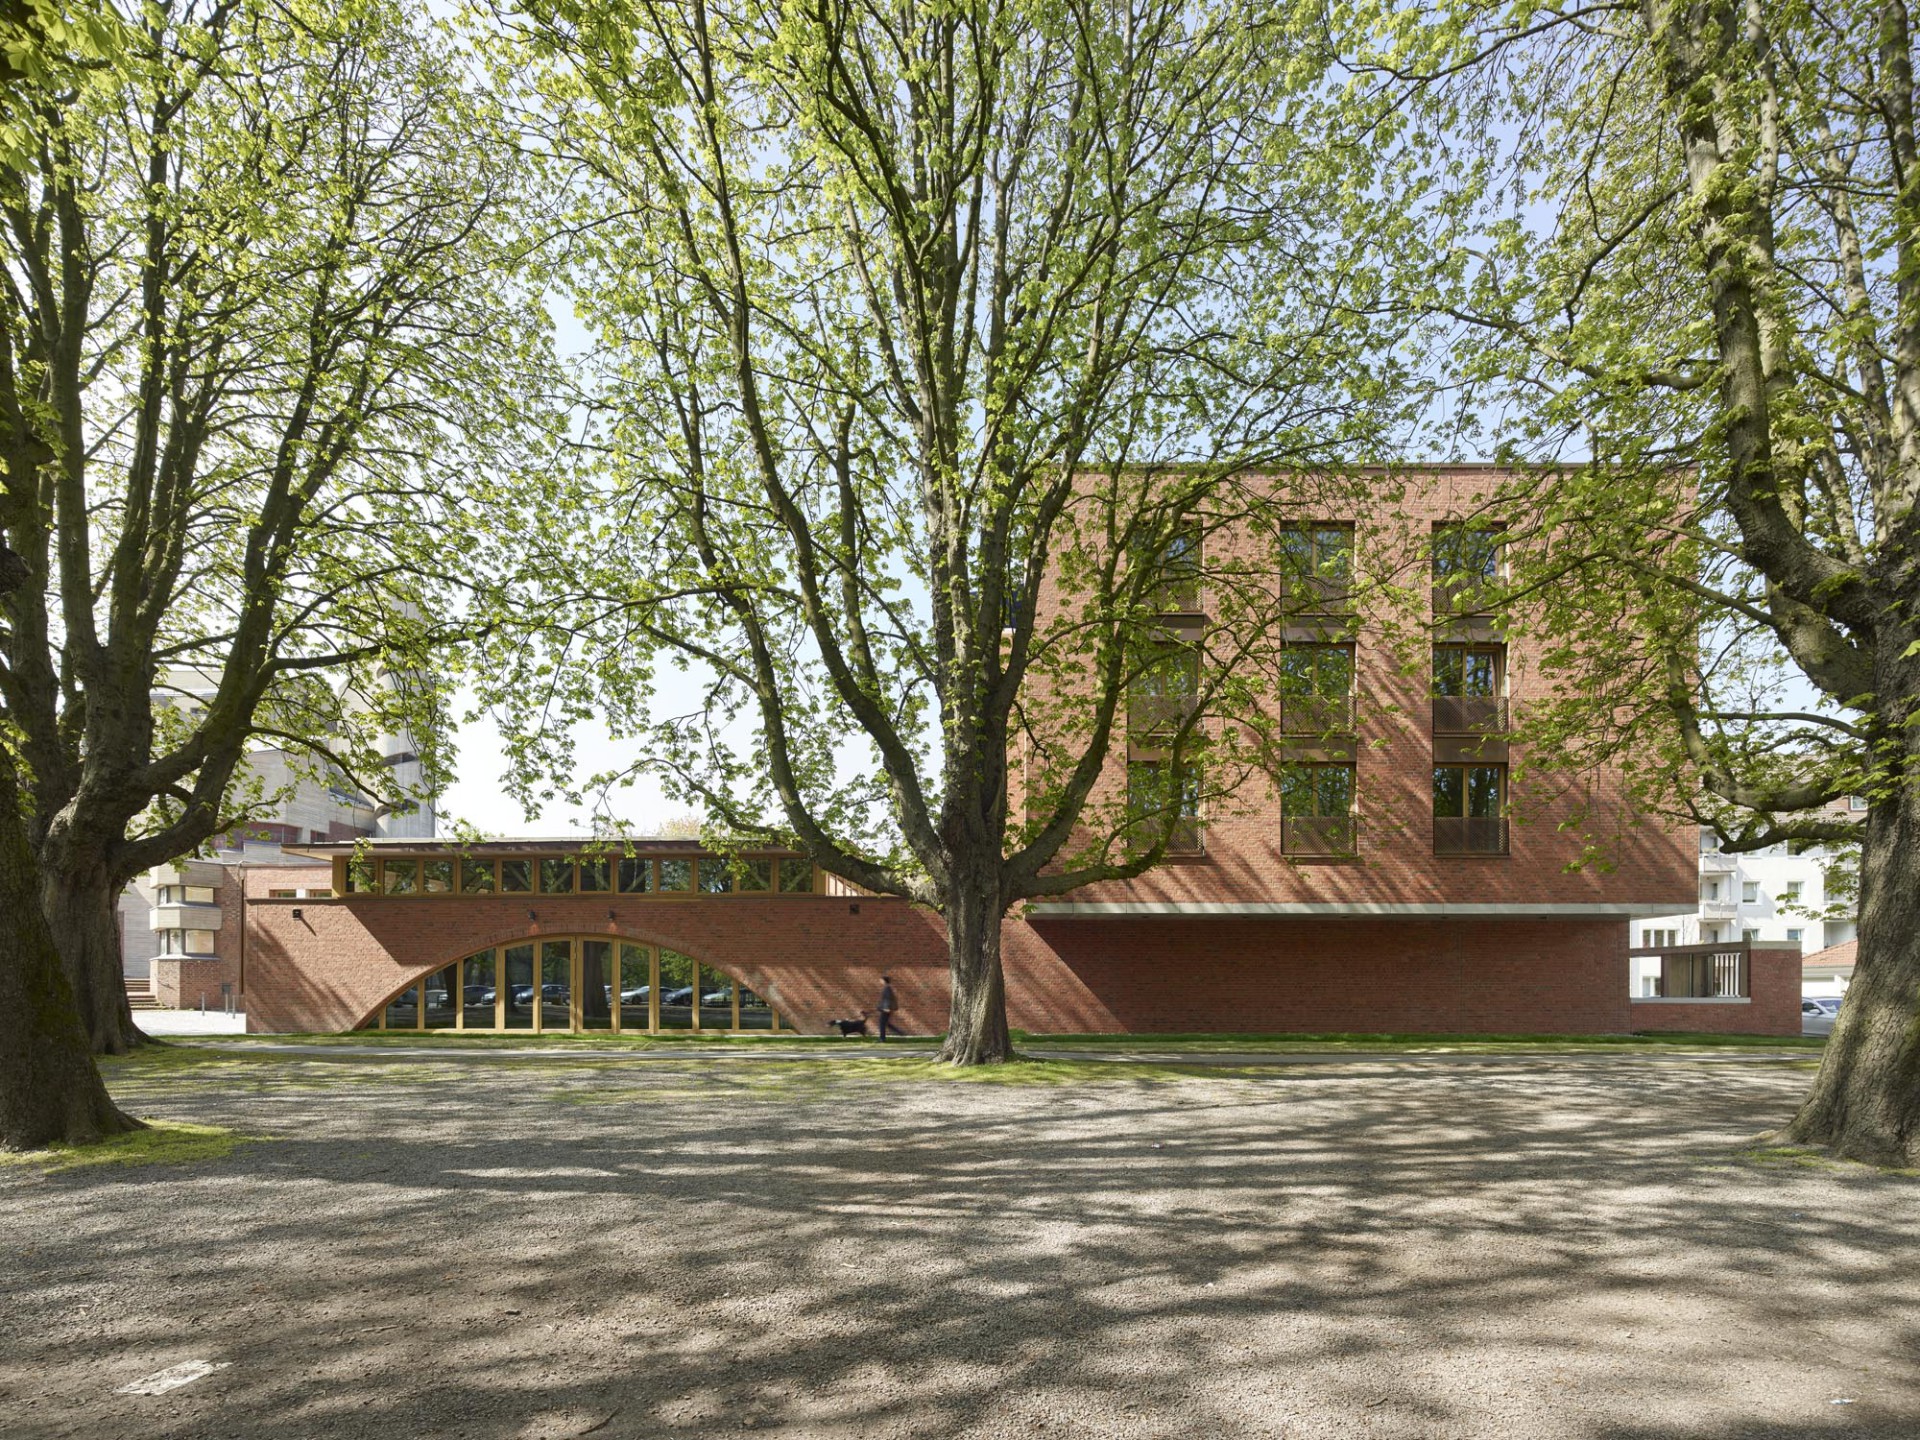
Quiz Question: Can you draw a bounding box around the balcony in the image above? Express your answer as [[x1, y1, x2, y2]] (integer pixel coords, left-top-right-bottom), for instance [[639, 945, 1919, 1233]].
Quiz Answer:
[[1698, 851, 1737, 874], [1698, 897, 1738, 921], [1431, 695, 1509, 735], [1279, 694, 1356, 735], [1433, 816, 1508, 855], [1282, 814, 1356, 856]]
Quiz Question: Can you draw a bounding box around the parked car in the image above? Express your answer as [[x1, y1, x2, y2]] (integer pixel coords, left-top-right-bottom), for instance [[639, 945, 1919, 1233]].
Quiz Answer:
[[661, 986, 695, 1007], [1802, 998, 1839, 1036], [701, 987, 733, 1007], [619, 985, 651, 1004], [463, 984, 495, 1006]]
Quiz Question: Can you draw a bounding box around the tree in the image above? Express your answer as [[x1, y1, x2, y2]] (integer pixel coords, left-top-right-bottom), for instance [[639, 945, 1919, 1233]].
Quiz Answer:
[[1, 0, 549, 1067], [483, 0, 1415, 1060], [0, 539, 139, 1150], [1356, 0, 1920, 1159]]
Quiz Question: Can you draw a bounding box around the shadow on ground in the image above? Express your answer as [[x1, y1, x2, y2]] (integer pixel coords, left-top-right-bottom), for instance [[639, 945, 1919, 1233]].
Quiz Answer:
[[0, 1052, 1913, 1439]]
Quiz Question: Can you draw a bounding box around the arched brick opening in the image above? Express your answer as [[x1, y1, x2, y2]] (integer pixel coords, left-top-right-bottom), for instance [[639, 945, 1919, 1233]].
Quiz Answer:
[[243, 892, 959, 1036]]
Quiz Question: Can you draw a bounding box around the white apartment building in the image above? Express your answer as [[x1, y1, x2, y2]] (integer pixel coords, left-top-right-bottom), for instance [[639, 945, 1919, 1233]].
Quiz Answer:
[[1630, 819, 1861, 996], [129, 667, 437, 986]]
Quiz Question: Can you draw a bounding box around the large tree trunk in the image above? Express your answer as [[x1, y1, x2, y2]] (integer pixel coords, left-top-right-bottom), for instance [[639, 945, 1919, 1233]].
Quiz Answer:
[[0, 767, 142, 1149], [1786, 775, 1920, 1166], [41, 861, 145, 1056], [940, 865, 1014, 1065]]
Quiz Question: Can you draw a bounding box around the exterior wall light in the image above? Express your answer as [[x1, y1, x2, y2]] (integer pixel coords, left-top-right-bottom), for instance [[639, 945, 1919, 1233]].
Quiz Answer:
[[291, 908, 303, 920]]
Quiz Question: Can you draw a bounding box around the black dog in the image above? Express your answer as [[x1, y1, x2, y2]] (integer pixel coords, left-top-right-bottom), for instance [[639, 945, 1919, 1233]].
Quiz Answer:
[[829, 1013, 870, 1037]]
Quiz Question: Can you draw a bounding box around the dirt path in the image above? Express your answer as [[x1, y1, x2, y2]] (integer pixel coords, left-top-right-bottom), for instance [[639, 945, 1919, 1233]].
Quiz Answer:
[[1, 1049, 1914, 1439]]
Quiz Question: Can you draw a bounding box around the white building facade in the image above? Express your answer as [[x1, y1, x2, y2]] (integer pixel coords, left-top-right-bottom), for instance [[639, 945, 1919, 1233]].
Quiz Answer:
[[1631, 820, 1861, 998]]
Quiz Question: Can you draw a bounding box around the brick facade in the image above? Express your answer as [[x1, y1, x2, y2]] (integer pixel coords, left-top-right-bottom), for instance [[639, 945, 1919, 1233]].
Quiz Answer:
[[214, 468, 1804, 1039], [1627, 946, 1802, 1035], [236, 880, 1799, 1038]]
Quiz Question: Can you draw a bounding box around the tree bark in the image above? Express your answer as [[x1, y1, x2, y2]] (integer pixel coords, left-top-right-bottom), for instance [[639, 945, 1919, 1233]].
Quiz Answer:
[[40, 862, 145, 1056], [0, 766, 142, 1149], [1786, 754, 1920, 1166], [940, 864, 1015, 1065]]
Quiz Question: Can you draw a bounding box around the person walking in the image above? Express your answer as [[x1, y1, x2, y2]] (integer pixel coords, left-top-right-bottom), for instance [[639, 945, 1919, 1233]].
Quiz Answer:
[[876, 976, 897, 1041]]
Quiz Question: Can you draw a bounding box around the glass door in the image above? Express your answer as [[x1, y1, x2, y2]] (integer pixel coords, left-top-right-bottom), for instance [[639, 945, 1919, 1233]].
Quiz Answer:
[[538, 939, 572, 1032], [580, 940, 614, 1030]]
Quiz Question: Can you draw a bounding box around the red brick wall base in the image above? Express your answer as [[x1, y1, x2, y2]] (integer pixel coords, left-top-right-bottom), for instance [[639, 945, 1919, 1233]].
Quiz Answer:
[[153, 957, 242, 1011], [228, 895, 1823, 1038], [1628, 946, 1801, 1036]]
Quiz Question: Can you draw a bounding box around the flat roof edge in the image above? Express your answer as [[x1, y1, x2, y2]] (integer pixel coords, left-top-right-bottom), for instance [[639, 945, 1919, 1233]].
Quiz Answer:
[[1025, 902, 1688, 918]]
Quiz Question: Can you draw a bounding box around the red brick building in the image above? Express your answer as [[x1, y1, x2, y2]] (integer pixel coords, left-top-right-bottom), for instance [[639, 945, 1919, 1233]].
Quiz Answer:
[[206, 467, 1795, 1037]]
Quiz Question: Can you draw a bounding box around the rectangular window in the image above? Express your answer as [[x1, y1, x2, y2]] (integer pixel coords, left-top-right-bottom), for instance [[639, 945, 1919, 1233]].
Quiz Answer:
[[1703, 880, 1719, 900], [500, 858, 532, 893], [268, 889, 296, 898], [1785, 880, 1803, 900], [1433, 764, 1506, 854], [539, 858, 575, 894], [578, 857, 611, 893], [1279, 524, 1354, 583], [1130, 627, 1201, 735], [618, 857, 653, 893], [383, 859, 418, 895], [1280, 643, 1355, 733], [306, 888, 333, 899], [1432, 523, 1503, 581], [1279, 763, 1356, 855], [1787, 928, 1803, 942], [1128, 759, 1202, 853], [421, 859, 454, 894], [345, 859, 375, 894], [1742, 882, 1759, 903], [1432, 645, 1507, 734], [1432, 645, 1501, 697], [738, 859, 772, 892], [698, 859, 734, 894], [460, 859, 497, 894], [1150, 525, 1202, 610], [659, 857, 693, 891], [777, 859, 815, 893]]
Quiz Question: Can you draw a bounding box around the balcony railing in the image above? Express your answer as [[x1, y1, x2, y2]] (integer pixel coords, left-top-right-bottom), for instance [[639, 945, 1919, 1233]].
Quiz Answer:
[[1128, 692, 1198, 736], [1286, 572, 1354, 613], [1628, 942, 1750, 999], [1433, 815, 1508, 855], [1432, 577, 1498, 615], [1282, 814, 1356, 856], [1280, 693, 1356, 735], [1431, 695, 1509, 735], [1162, 816, 1203, 854]]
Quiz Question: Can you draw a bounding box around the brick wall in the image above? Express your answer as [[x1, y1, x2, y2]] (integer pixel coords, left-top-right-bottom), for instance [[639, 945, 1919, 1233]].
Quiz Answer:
[[1628, 946, 1802, 1037], [240, 890, 1679, 1038], [1019, 466, 1697, 915]]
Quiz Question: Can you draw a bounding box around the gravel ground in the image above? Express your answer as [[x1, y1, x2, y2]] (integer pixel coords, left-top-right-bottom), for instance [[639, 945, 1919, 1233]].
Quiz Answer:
[[1, 1047, 1915, 1440]]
